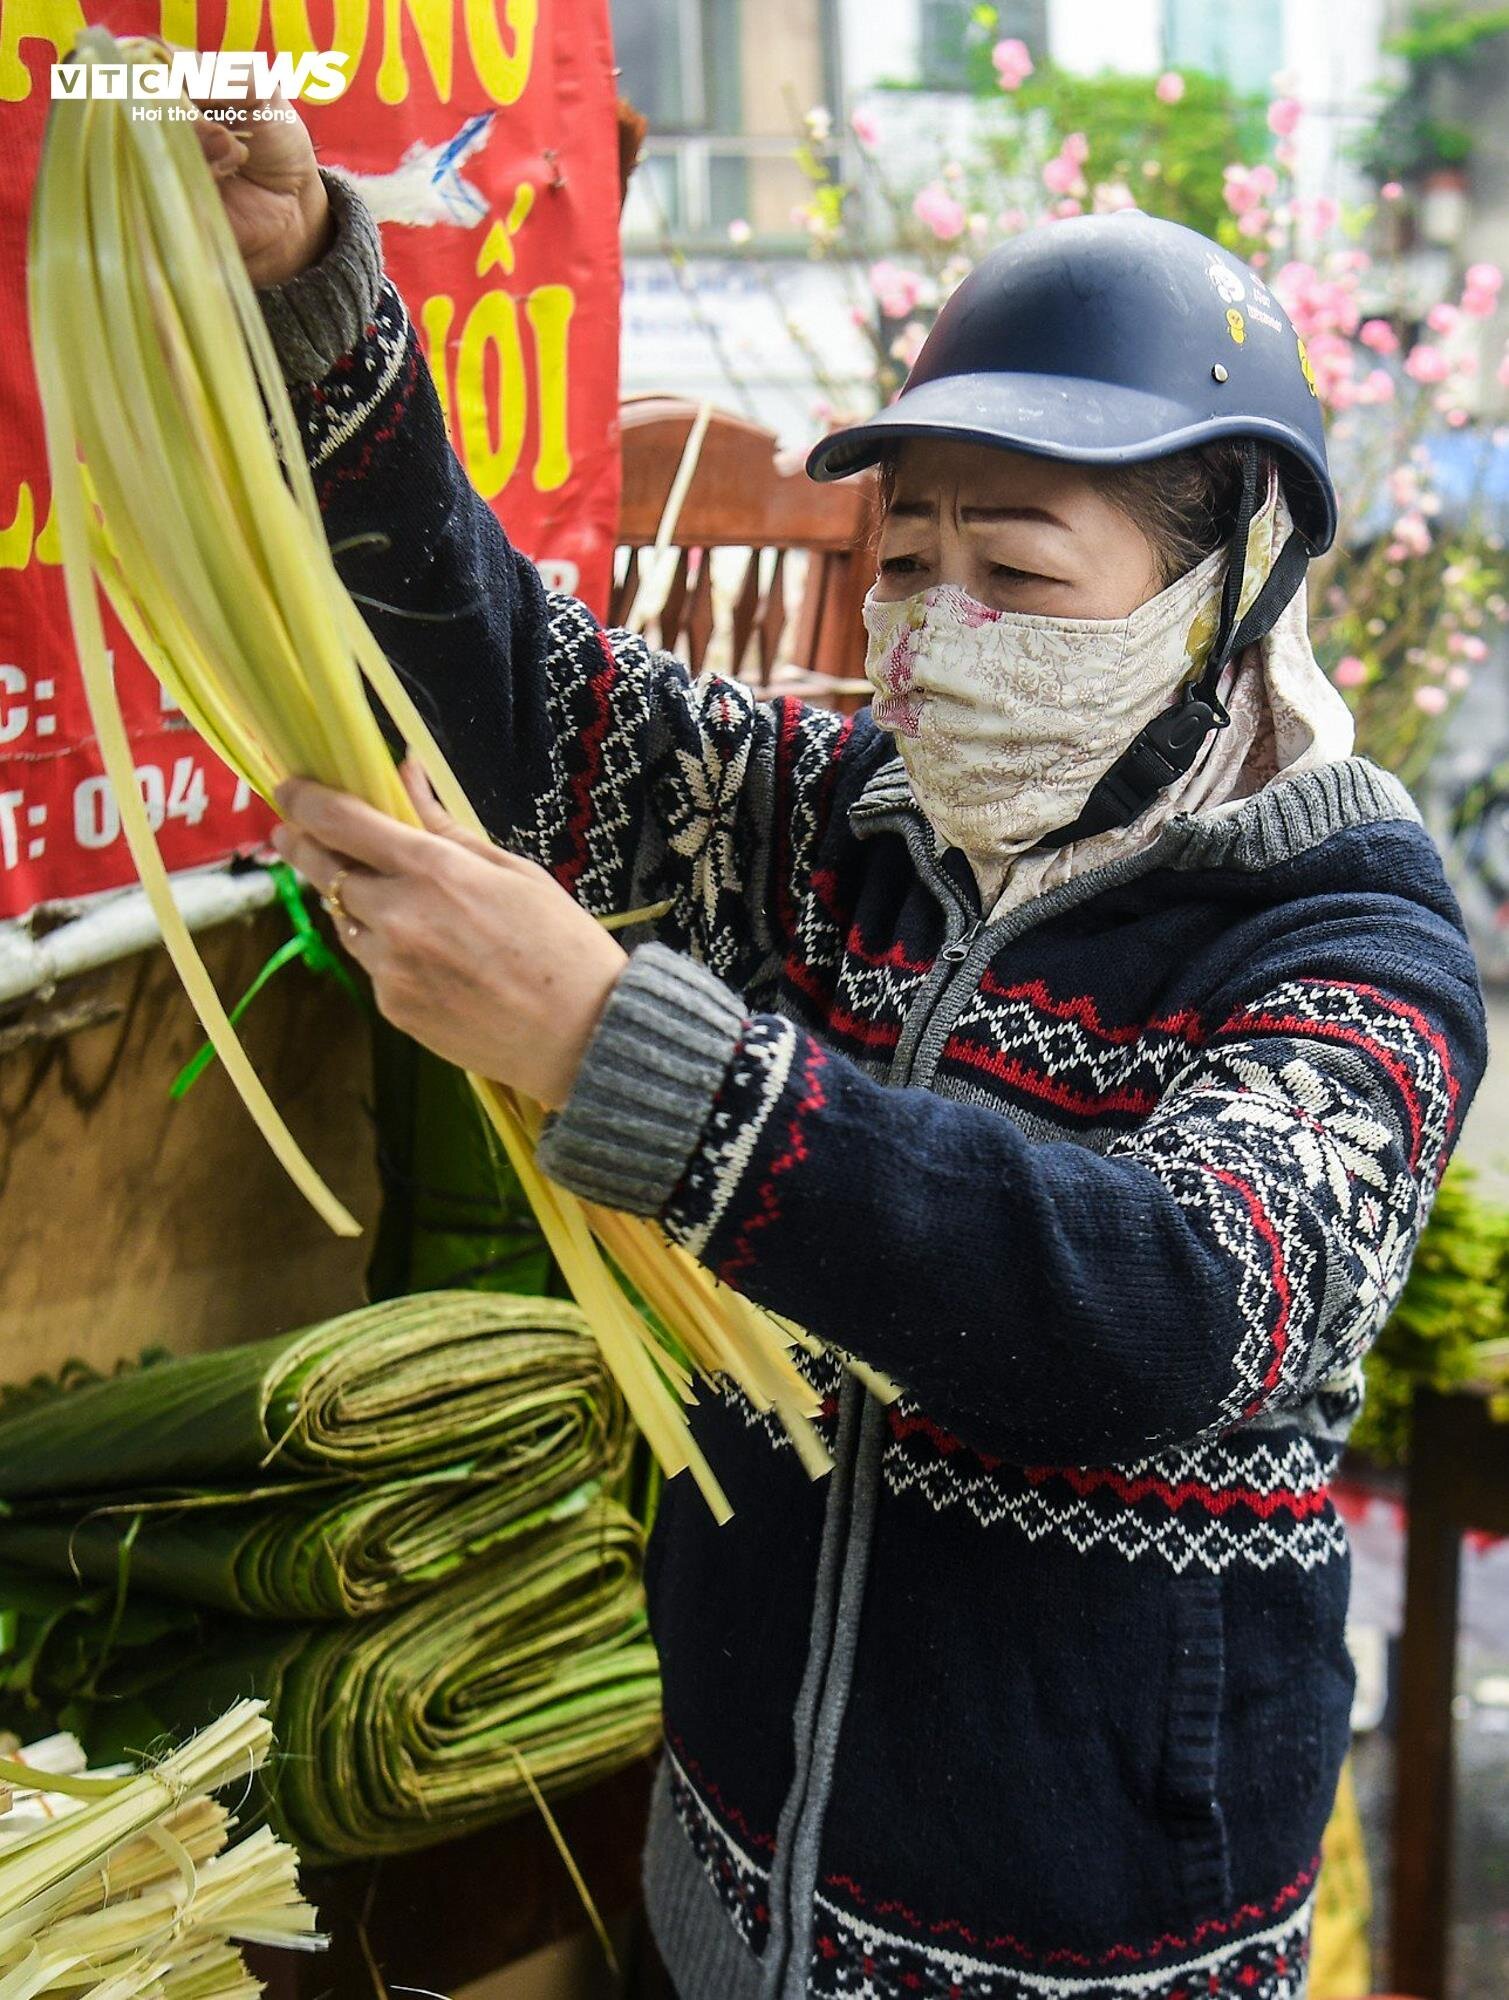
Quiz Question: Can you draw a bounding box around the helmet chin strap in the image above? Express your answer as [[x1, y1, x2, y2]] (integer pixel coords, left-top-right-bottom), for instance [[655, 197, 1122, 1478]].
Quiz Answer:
[[1032, 442, 1312, 852]]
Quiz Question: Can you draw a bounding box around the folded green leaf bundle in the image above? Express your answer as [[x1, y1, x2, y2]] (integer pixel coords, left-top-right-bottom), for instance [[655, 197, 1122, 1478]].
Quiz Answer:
[[0, 1473, 611, 1624], [0, 1504, 662, 1867], [28, 24, 832, 1521], [0, 1292, 622, 1500]]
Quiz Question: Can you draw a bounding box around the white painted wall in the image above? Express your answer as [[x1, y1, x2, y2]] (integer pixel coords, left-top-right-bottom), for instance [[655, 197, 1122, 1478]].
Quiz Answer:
[[620, 257, 876, 448], [1049, 0, 1161, 76], [835, 0, 919, 93], [1279, 0, 1395, 213]]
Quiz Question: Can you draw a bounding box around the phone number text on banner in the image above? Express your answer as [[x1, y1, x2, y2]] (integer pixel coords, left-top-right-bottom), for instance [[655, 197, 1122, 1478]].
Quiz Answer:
[[0, 0, 623, 917]]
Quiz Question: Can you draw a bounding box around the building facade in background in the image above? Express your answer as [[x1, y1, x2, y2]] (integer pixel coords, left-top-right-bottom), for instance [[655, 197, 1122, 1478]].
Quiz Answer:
[[614, 0, 1408, 441]]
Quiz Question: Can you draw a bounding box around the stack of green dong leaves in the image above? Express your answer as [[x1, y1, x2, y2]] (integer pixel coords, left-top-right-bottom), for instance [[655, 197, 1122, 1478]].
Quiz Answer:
[[0, 1292, 662, 1866]]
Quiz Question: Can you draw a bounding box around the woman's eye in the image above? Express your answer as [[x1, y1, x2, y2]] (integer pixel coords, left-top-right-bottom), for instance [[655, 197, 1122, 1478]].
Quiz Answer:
[[880, 555, 925, 575], [992, 565, 1039, 583]]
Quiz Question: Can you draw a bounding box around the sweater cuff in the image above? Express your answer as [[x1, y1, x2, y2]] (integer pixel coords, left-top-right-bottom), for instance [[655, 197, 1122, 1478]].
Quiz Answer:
[[255, 170, 384, 385], [535, 944, 747, 1216]]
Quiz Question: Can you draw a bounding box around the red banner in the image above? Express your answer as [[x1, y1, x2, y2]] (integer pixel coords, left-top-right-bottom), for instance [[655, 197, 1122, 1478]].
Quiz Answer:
[[0, 0, 622, 916]]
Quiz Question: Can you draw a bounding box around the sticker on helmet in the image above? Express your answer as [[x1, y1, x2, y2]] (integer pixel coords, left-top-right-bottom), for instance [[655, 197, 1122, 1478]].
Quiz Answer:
[[1296, 336, 1318, 396], [1207, 259, 1245, 305], [1226, 308, 1247, 345]]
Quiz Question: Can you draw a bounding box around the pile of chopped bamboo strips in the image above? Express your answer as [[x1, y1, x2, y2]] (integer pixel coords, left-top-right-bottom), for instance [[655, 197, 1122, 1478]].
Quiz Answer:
[[27, 26, 830, 1522], [0, 1700, 321, 1995]]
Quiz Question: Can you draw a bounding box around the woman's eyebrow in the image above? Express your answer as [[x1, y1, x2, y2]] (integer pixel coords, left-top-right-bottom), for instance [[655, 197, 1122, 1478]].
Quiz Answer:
[[886, 498, 1069, 529], [960, 504, 1070, 528]]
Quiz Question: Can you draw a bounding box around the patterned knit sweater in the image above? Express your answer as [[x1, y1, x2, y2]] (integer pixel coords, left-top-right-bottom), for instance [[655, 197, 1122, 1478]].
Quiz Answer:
[[260, 179, 1488, 2000]]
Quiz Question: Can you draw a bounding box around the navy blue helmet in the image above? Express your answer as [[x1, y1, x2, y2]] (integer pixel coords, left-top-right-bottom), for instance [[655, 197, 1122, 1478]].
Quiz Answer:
[[807, 211, 1336, 555], [808, 212, 1338, 848]]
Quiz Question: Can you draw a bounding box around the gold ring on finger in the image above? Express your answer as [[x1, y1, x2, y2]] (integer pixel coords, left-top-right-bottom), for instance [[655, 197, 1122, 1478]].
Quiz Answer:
[[322, 866, 351, 929]]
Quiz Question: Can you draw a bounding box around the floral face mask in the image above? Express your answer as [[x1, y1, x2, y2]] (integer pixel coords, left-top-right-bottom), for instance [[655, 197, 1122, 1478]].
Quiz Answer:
[[861, 481, 1281, 864]]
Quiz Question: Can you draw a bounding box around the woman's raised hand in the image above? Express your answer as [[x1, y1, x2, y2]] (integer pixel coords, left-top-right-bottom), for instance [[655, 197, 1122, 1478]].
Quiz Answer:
[[189, 88, 332, 288], [270, 762, 631, 1113]]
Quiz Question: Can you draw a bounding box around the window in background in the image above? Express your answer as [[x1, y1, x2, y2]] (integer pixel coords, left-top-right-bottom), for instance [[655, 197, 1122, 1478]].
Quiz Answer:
[[612, 0, 706, 129], [1163, 0, 1282, 95], [615, 0, 751, 234], [616, 0, 839, 246]]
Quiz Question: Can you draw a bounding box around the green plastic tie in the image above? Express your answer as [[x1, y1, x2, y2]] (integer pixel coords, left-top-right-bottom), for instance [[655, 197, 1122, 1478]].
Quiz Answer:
[[170, 861, 369, 1100]]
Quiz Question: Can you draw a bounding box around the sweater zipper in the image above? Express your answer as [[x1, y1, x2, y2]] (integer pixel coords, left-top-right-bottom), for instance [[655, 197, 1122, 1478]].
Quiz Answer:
[[941, 918, 983, 964], [764, 881, 984, 1997], [899, 916, 984, 1068]]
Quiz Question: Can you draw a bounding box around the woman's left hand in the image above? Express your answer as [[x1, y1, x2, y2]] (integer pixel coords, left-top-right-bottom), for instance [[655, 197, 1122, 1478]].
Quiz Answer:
[[270, 761, 629, 1110]]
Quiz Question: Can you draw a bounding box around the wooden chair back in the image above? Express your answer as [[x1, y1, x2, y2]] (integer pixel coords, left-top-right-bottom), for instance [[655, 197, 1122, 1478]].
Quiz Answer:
[[613, 396, 874, 710]]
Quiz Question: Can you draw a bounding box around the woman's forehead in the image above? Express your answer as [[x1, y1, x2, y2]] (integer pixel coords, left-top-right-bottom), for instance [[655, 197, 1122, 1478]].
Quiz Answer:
[[890, 437, 1096, 514]]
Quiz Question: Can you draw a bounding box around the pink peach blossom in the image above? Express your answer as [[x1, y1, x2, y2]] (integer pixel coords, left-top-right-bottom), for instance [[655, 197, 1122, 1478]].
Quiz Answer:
[[1392, 511, 1433, 556], [1404, 343, 1451, 384], [1414, 684, 1449, 714], [868, 259, 926, 319], [991, 38, 1034, 90], [1447, 665, 1472, 691], [1361, 368, 1397, 404], [1359, 318, 1398, 354], [1268, 97, 1302, 139], [1467, 262, 1503, 296], [1462, 287, 1499, 320], [1275, 140, 1298, 170], [1043, 154, 1085, 197], [1062, 132, 1090, 167], [1380, 181, 1404, 201], [1155, 71, 1185, 105], [1427, 302, 1461, 336], [1053, 198, 1085, 219], [890, 321, 928, 369], [912, 183, 966, 240], [1448, 632, 1480, 658], [1333, 656, 1369, 688], [1223, 165, 1270, 216], [850, 108, 880, 149]]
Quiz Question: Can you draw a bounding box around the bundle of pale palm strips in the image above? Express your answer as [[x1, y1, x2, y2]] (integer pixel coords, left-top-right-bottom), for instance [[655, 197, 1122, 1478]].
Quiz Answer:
[[27, 26, 857, 1522], [0, 1699, 321, 1996]]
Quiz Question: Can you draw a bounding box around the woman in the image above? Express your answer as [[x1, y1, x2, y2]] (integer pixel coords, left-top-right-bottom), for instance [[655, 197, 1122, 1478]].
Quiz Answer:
[[207, 106, 1486, 2000]]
